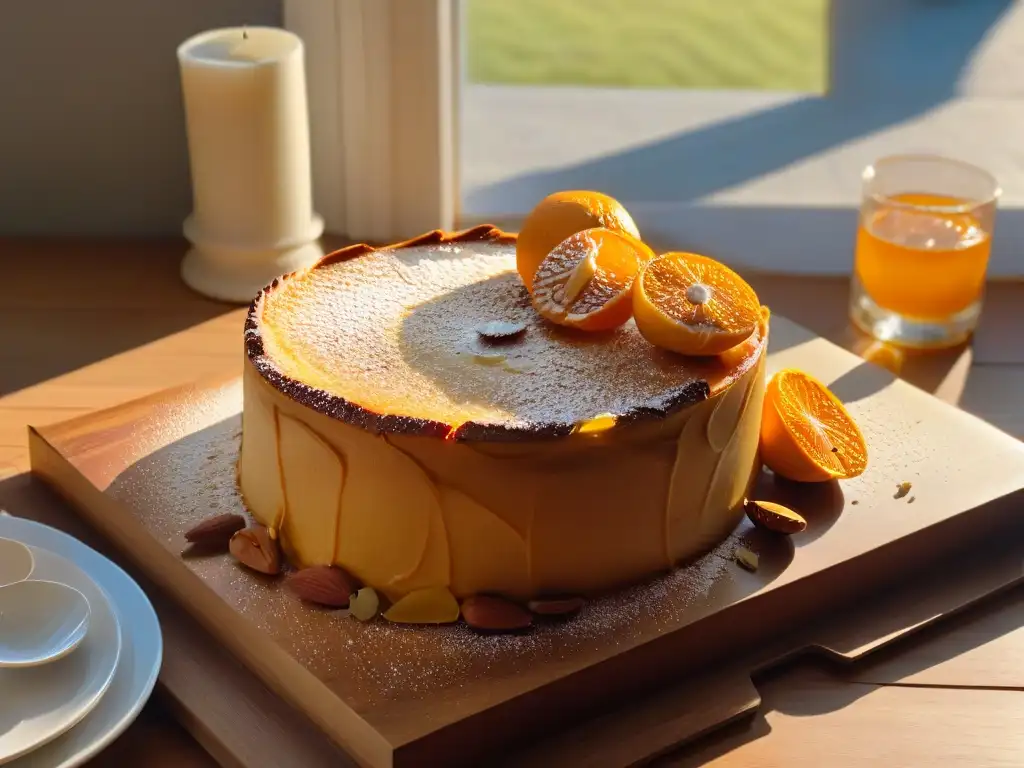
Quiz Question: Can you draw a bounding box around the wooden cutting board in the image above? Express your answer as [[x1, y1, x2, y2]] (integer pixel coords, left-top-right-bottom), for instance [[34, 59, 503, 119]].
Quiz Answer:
[[27, 315, 1024, 767]]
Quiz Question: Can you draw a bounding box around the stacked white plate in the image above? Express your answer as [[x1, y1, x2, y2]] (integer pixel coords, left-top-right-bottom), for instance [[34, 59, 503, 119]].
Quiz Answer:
[[0, 513, 162, 767]]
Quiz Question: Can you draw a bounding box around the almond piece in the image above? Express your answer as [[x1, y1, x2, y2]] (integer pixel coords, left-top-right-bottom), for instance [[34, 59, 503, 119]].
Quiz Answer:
[[384, 587, 460, 624], [462, 595, 532, 633], [184, 513, 246, 551], [229, 525, 281, 575], [743, 499, 807, 535], [286, 566, 359, 608], [349, 587, 380, 622], [477, 320, 527, 343], [735, 547, 760, 572], [527, 596, 586, 617]]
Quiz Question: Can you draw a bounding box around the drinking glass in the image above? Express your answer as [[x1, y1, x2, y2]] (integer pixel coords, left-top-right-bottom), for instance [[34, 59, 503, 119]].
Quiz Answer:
[[849, 155, 1000, 348]]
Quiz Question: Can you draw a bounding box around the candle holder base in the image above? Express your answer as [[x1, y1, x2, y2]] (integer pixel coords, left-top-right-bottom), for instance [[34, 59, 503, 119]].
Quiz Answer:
[[181, 240, 324, 304]]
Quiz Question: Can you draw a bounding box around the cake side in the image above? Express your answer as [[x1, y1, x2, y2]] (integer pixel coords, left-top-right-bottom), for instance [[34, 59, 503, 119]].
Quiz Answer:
[[238, 316, 767, 599]]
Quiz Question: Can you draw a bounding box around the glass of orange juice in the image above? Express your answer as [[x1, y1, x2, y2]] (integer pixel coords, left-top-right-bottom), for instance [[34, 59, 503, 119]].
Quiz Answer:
[[850, 155, 1000, 348]]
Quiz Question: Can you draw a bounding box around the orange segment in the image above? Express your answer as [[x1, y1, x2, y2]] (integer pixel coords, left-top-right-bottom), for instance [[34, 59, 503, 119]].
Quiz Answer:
[[517, 191, 642, 292], [531, 227, 650, 331], [634, 252, 761, 356], [760, 369, 868, 483]]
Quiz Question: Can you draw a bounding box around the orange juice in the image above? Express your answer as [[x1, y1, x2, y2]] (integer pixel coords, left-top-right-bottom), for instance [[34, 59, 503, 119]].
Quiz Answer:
[[854, 193, 991, 320]]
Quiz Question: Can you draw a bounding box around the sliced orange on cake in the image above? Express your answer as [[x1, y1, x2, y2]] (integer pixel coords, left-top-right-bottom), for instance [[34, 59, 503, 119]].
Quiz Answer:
[[633, 252, 761, 356], [517, 191, 643, 292], [760, 369, 868, 483], [531, 227, 652, 331]]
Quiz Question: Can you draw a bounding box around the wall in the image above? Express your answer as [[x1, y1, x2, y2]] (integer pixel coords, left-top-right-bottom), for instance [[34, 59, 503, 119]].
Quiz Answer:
[[0, 0, 281, 236]]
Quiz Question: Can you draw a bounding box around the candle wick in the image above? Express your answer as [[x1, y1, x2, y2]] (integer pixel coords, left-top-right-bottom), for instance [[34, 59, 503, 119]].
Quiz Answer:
[[242, 25, 249, 40]]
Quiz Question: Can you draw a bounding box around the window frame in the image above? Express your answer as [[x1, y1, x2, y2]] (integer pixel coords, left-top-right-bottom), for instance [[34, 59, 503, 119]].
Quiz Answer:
[[284, 0, 458, 242]]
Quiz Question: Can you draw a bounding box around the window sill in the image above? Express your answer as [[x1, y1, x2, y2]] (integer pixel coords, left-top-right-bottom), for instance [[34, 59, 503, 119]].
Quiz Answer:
[[461, 84, 1024, 277]]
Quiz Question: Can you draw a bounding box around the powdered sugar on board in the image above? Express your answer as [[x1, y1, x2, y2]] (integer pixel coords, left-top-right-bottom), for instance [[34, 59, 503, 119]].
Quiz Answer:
[[108, 414, 773, 712]]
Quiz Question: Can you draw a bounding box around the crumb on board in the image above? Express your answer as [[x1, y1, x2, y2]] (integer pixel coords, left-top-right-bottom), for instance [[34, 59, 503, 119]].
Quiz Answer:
[[735, 547, 759, 572], [894, 482, 912, 500], [907, 496, 916, 504], [851, 500, 859, 505]]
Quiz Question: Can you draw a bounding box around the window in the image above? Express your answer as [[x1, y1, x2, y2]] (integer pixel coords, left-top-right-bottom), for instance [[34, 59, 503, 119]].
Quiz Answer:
[[289, 0, 1022, 276]]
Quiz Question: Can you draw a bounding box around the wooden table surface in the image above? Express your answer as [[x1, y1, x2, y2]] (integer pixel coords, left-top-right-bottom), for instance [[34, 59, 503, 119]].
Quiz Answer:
[[1, 238, 1022, 767]]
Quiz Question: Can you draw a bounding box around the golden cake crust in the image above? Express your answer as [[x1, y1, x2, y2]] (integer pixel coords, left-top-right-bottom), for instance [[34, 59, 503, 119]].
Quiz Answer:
[[246, 224, 764, 442]]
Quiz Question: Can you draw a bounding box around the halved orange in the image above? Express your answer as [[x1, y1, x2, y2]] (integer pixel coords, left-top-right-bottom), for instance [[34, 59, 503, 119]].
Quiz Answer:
[[760, 369, 868, 483], [517, 191, 642, 292], [531, 227, 651, 331], [633, 252, 761, 356]]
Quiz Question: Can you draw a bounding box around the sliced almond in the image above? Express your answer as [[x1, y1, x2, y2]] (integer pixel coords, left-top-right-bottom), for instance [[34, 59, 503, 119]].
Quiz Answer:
[[384, 587, 460, 624], [229, 525, 281, 575]]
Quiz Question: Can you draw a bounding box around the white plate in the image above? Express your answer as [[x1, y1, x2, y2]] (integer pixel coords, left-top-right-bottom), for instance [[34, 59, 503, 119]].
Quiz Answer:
[[0, 516, 162, 768], [0, 547, 121, 763]]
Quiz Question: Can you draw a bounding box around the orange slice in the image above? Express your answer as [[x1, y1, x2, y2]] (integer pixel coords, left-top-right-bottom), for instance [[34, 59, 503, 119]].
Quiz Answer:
[[760, 369, 868, 483], [633, 252, 761, 356], [517, 191, 642, 292], [531, 227, 651, 331]]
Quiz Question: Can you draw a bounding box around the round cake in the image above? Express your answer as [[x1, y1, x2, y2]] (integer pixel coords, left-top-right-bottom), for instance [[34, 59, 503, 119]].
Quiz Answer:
[[240, 225, 768, 600]]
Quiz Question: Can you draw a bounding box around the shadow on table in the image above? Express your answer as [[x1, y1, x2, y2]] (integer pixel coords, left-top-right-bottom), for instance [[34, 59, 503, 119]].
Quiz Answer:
[[827, 359, 896, 404], [0, 238, 239, 397], [841, 584, 1024, 687], [842, 327, 976, 406], [659, 661, 870, 767]]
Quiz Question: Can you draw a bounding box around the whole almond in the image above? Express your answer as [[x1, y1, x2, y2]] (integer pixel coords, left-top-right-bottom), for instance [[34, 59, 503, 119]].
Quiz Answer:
[[286, 566, 359, 608], [527, 596, 586, 617], [184, 513, 246, 551], [743, 499, 807, 535], [229, 525, 281, 575], [461, 595, 532, 633]]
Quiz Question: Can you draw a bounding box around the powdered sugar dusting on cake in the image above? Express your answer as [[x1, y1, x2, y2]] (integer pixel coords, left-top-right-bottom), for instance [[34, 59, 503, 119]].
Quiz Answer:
[[255, 242, 757, 429]]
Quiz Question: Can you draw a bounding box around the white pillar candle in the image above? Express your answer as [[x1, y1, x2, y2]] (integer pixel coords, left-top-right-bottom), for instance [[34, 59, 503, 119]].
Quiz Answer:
[[178, 27, 323, 302]]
